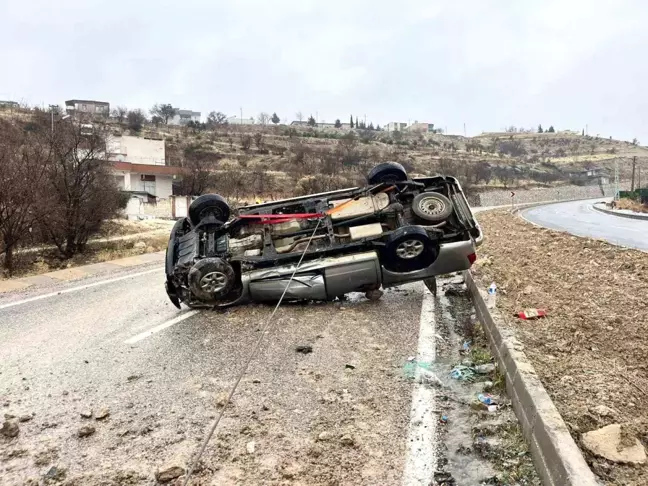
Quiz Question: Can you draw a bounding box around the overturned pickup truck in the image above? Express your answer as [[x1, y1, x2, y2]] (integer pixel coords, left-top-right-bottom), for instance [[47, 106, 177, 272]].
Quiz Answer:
[[165, 162, 483, 308]]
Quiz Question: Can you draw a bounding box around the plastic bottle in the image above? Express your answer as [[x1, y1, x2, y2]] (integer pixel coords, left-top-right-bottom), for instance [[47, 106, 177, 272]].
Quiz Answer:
[[486, 283, 497, 309]]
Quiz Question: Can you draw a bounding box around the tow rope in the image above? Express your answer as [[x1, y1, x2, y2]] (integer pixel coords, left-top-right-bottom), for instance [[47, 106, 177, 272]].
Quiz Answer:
[[183, 218, 323, 485]]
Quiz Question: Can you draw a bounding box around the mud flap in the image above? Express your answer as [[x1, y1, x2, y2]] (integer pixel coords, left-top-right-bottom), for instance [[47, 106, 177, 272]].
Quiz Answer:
[[165, 280, 182, 309]]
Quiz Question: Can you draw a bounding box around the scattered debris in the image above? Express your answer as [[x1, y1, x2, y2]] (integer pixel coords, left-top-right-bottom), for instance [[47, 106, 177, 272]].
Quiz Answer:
[[590, 405, 617, 418], [582, 424, 646, 464], [295, 345, 313, 354], [474, 363, 496, 374], [450, 365, 475, 381], [515, 308, 547, 320], [95, 409, 110, 420], [478, 394, 497, 406], [444, 284, 467, 296], [1, 419, 19, 437], [77, 425, 96, 438], [344, 363, 356, 370], [155, 466, 185, 483], [439, 415, 448, 424]]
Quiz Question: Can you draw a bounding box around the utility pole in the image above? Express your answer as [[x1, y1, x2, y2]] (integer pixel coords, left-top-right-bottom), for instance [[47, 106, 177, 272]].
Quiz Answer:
[[631, 156, 637, 191], [638, 167, 641, 190], [614, 159, 620, 200], [463, 123, 466, 137], [586, 124, 588, 136], [240, 107, 243, 125]]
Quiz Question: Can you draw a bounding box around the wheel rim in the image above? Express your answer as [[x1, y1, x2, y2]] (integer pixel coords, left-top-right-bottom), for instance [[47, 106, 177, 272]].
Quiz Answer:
[[200, 271, 228, 293], [396, 239, 424, 259], [418, 196, 445, 216]]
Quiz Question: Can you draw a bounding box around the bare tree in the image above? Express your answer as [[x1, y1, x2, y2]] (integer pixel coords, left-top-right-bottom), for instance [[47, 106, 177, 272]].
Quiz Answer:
[[240, 134, 252, 151], [176, 144, 222, 195], [206, 111, 228, 128], [111, 106, 128, 124], [253, 132, 264, 150], [39, 121, 125, 258], [295, 111, 304, 123], [0, 117, 51, 274], [257, 112, 270, 126], [127, 109, 147, 132], [150, 104, 177, 124]]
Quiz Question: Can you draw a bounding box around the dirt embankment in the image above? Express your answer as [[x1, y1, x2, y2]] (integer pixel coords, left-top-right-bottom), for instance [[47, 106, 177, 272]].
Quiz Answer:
[[473, 210, 648, 485]]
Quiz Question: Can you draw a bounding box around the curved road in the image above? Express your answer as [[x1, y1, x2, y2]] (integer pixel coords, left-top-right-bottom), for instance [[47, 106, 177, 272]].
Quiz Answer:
[[522, 199, 648, 252]]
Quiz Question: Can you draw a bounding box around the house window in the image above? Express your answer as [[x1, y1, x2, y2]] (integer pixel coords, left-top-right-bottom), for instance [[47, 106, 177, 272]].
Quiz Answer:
[[141, 174, 156, 195]]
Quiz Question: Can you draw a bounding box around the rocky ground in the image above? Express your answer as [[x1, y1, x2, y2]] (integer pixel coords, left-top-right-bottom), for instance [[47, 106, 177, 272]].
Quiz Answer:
[[474, 210, 648, 485]]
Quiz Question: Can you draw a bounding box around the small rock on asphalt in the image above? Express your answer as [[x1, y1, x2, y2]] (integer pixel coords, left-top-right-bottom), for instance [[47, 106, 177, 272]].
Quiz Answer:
[[591, 405, 617, 418], [345, 363, 356, 370], [1, 420, 19, 437], [80, 410, 93, 419], [581, 424, 647, 464], [246, 441, 256, 454], [295, 345, 313, 354], [340, 434, 355, 446], [95, 408, 110, 420], [77, 425, 96, 438], [318, 431, 332, 441], [156, 466, 185, 483], [19, 415, 33, 423]]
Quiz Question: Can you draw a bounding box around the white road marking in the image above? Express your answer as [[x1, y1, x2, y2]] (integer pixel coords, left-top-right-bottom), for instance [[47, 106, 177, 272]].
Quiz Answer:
[[0, 268, 162, 311], [124, 310, 199, 344], [402, 286, 437, 486]]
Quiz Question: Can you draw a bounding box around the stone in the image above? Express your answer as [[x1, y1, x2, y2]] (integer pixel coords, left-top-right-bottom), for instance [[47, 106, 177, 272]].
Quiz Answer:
[[1, 420, 19, 437], [95, 408, 110, 420], [590, 405, 617, 418], [155, 466, 185, 483], [77, 425, 96, 438], [345, 363, 356, 370], [44, 466, 66, 481], [246, 441, 256, 454], [317, 431, 332, 441], [582, 424, 646, 464], [134, 241, 147, 249], [80, 410, 93, 419], [19, 415, 33, 423], [340, 434, 355, 446], [295, 345, 313, 354]]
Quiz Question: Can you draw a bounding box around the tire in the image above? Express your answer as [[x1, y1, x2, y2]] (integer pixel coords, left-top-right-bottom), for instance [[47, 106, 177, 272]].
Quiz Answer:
[[367, 162, 408, 185], [188, 194, 230, 226], [381, 225, 439, 272], [188, 258, 236, 301], [411, 192, 453, 223]]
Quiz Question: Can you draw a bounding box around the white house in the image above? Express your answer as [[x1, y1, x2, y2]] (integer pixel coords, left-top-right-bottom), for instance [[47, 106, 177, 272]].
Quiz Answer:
[[107, 135, 178, 200], [168, 109, 201, 125], [227, 116, 255, 125]]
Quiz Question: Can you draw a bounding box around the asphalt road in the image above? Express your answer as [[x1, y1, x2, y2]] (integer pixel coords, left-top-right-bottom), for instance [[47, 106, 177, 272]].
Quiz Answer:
[[521, 199, 648, 252], [0, 262, 517, 485]]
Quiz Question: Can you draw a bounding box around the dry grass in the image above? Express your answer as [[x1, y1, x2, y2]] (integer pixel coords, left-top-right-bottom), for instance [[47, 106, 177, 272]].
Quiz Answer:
[[1, 233, 168, 280], [473, 210, 648, 485], [616, 198, 648, 214]]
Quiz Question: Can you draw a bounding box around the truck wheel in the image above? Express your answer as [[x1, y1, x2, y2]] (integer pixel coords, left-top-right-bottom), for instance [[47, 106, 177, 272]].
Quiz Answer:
[[412, 192, 453, 223], [381, 226, 438, 273], [367, 162, 408, 184], [189, 194, 230, 226], [188, 258, 235, 301]]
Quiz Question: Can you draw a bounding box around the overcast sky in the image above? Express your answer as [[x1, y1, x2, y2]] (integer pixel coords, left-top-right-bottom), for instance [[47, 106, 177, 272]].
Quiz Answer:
[[2, 0, 647, 141]]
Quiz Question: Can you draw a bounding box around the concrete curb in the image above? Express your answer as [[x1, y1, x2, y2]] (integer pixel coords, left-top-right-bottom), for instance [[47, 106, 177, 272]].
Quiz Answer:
[[592, 203, 648, 221], [463, 270, 598, 486]]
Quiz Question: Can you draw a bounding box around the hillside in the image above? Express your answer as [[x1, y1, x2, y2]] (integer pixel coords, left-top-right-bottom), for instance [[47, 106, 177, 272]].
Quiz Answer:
[[3, 106, 646, 202]]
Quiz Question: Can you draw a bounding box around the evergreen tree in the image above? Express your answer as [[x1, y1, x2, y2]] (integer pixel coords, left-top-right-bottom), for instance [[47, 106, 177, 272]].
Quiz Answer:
[[350, 115, 354, 128]]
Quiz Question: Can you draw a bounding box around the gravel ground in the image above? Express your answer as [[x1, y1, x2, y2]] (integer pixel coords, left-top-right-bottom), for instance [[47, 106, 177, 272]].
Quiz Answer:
[[473, 210, 648, 485]]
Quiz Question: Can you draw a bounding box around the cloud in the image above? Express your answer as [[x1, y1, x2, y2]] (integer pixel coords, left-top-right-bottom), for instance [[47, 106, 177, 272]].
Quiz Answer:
[[1, 0, 647, 140]]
